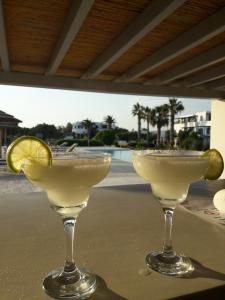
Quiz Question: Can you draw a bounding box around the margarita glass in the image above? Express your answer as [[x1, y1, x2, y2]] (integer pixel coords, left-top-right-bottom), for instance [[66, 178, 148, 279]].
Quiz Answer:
[[22, 151, 111, 299], [133, 150, 209, 277]]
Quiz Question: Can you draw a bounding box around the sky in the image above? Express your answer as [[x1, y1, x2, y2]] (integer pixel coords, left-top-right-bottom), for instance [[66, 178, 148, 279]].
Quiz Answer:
[[0, 85, 211, 130]]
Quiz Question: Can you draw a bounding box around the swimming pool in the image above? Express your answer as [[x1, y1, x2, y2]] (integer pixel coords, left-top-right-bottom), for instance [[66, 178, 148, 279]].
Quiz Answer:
[[90, 149, 132, 162]]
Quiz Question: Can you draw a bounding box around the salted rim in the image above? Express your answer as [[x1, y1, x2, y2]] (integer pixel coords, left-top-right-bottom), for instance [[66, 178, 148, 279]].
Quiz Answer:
[[53, 151, 111, 159], [132, 150, 207, 158], [22, 151, 112, 164]]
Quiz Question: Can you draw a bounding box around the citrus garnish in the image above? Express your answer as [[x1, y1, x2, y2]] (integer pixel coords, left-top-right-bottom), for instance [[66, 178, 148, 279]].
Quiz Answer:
[[203, 149, 224, 180], [6, 136, 52, 173]]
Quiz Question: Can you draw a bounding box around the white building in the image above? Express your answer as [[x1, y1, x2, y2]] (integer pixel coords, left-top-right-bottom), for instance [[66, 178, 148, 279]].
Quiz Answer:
[[174, 111, 211, 139], [72, 121, 108, 137]]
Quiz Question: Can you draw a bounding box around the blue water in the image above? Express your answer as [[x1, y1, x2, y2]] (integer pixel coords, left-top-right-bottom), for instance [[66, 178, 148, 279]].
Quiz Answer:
[[91, 149, 132, 162]]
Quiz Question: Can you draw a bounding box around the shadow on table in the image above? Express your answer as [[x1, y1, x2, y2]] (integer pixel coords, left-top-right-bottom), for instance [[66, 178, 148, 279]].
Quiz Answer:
[[185, 258, 225, 281], [88, 276, 128, 300], [168, 285, 225, 300], [167, 258, 225, 299]]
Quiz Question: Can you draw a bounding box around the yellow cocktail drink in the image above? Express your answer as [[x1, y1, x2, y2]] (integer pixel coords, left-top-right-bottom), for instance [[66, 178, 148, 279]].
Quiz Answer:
[[6, 135, 112, 299], [133, 150, 209, 208], [23, 156, 111, 213], [132, 150, 210, 277]]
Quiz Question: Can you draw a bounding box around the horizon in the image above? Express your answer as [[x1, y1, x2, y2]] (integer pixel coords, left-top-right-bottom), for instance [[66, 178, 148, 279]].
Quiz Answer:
[[0, 85, 211, 131]]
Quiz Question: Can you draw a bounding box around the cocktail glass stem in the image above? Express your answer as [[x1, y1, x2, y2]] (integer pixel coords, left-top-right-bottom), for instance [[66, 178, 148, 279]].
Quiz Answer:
[[146, 205, 193, 276], [43, 215, 97, 298], [63, 217, 77, 273], [162, 208, 176, 257]]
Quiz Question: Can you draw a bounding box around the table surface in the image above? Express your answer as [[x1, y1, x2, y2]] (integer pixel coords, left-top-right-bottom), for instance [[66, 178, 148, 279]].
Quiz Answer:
[[0, 184, 224, 300]]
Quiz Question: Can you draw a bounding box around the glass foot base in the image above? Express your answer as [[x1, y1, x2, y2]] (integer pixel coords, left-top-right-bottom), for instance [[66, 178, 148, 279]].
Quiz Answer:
[[146, 251, 194, 277], [43, 268, 97, 299]]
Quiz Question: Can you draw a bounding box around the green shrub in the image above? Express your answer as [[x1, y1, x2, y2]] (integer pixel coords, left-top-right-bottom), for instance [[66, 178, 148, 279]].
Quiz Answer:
[[94, 130, 116, 145], [128, 141, 137, 148], [90, 139, 104, 146], [154, 143, 168, 150], [177, 131, 203, 150], [115, 131, 129, 141], [128, 141, 154, 149]]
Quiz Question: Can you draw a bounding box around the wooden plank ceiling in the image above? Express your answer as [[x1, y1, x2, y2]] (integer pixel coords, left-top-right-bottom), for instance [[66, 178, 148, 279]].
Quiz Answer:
[[0, 0, 225, 99]]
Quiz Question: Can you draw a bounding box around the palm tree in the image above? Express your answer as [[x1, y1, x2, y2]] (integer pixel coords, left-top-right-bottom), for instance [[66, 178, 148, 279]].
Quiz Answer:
[[153, 104, 169, 146], [143, 106, 155, 144], [104, 115, 115, 129], [168, 98, 184, 148], [82, 118, 93, 146], [132, 102, 144, 142]]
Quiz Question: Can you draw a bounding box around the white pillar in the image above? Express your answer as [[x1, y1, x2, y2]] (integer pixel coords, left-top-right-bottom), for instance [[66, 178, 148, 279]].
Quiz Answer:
[[211, 99, 225, 179], [0, 129, 2, 158]]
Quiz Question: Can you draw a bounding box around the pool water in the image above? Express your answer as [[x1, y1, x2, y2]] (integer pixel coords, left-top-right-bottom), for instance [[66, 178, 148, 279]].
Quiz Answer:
[[90, 149, 132, 162]]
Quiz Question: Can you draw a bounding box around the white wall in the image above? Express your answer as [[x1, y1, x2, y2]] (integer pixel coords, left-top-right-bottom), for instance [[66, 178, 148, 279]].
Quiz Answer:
[[211, 99, 225, 179]]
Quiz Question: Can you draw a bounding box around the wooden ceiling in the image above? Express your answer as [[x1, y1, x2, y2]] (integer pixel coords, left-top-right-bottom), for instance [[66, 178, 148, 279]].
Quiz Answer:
[[0, 0, 225, 99]]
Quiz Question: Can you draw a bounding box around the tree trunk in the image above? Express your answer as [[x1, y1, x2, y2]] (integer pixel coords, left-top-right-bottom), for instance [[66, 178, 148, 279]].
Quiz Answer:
[[146, 121, 149, 144], [87, 130, 90, 147], [157, 125, 161, 146], [138, 116, 141, 142], [170, 112, 174, 148]]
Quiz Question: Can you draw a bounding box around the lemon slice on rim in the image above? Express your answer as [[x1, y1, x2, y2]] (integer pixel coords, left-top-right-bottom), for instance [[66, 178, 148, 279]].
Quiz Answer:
[[203, 149, 224, 180], [6, 136, 52, 173]]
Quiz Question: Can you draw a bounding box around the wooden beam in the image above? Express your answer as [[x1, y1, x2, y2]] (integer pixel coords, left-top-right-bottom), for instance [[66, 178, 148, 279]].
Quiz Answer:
[[115, 7, 225, 83], [199, 77, 225, 90], [0, 71, 224, 99], [145, 43, 225, 85], [0, 1, 10, 71], [184, 64, 225, 87], [81, 0, 186, 79], [45, 0, 95, 75]]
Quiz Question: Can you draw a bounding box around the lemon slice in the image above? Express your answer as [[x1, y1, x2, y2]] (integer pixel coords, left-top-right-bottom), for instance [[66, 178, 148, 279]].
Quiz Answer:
[[203, 149, 224, 180], [6, 136, 52, 173]]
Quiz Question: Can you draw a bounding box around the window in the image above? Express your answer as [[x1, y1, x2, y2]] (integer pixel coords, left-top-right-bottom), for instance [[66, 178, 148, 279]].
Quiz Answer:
[[199, 116, 203, 121], [198, 128, 203, 135], [206, 127, 211, 135], [188, 116, 196, 122]]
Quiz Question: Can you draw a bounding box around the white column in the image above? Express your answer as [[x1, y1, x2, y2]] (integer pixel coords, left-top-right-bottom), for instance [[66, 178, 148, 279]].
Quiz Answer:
[[211, 99, 225, 179], [0, 129, 2, 158]]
